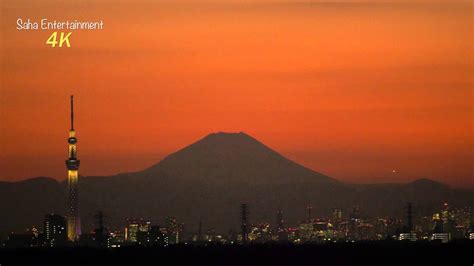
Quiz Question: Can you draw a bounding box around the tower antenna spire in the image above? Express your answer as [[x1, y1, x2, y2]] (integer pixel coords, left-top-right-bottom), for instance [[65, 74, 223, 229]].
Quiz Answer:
[[66, 94, 81, 241], [70, 95, 74, 130]]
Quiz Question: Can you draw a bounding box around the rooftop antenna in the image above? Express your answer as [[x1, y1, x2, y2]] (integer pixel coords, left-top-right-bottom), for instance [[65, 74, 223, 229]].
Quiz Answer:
[[70, 95, 74, 130]]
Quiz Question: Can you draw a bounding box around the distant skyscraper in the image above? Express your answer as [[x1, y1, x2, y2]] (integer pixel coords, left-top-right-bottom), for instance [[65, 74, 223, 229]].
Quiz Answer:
[[125, 219, 148, 243], [348, 206, 360, 240], [276, 209, 288, 242], [305, 205, 313, 223], [149, 226, 168, 247], [198, 221, 203, 242], [165, 217, 181, 244], [332, 208, 343, 223], [137, 221, 152, 245], [66, 95, 81, 241], [240, 204, 249, 243], [399, 202, 417, 241], [44, 214, 67, 247], [276, 209, 284, 231], [93, 211, 108, 247], [125, 220, 139, 243]]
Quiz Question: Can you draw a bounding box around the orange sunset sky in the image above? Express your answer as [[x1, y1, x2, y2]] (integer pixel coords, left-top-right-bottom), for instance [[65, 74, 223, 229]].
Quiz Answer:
[[0, 0, 472, 186]]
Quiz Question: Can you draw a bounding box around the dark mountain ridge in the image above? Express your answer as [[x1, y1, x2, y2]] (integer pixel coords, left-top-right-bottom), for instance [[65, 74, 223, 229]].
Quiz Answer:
[[0, 132, 472, 237], [141, 132, 337, 185]]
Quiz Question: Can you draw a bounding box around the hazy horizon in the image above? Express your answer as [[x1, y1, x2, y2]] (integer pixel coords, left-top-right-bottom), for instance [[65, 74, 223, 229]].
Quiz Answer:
[[2, 131, 472, 188]]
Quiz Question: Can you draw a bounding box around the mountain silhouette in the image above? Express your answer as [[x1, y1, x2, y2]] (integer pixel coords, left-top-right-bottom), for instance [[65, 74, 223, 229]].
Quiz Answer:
[[0, 132, 472, 237], [141, 132, 336, 185]]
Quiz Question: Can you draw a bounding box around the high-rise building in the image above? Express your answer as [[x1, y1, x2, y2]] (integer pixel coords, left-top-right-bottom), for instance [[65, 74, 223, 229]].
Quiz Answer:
[[107, 231, 125, 248], [332, 208, 343, 223], [276, 209, 288, 241], [165, 217, 182, 244], [149, 226, 168, 247], [298, 222, 314, 241], [93, 211, 109, 247], [306, 205, 312, 223], [125, 219, 153, 245], [66, 95, 81, 241], [125, 219, 141, 243], [348, 207, 360, 240], [44, 214, 67, 247], [240, 204, 249, 243], [137, 221, 151, 245], [399, 203, 417, 241], [432, 216, 449, 243]]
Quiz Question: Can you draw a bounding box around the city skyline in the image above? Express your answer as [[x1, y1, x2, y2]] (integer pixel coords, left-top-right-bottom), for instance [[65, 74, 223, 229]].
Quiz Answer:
[[3, 200, 473, 247], [1, 0, 472, 186]]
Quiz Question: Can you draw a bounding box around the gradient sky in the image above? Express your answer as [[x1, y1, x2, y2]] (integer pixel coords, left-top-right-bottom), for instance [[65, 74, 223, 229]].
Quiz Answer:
[[1, 0, 472, 186]]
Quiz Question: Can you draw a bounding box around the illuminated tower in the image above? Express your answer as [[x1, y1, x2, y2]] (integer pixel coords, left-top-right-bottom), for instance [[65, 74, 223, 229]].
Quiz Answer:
[[66, 95, 81, 241]]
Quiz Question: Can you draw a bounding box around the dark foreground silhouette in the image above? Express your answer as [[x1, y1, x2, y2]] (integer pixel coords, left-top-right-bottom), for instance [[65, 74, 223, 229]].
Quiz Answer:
[[3, 133, 473, 235], [1, 241, 472, 266]]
